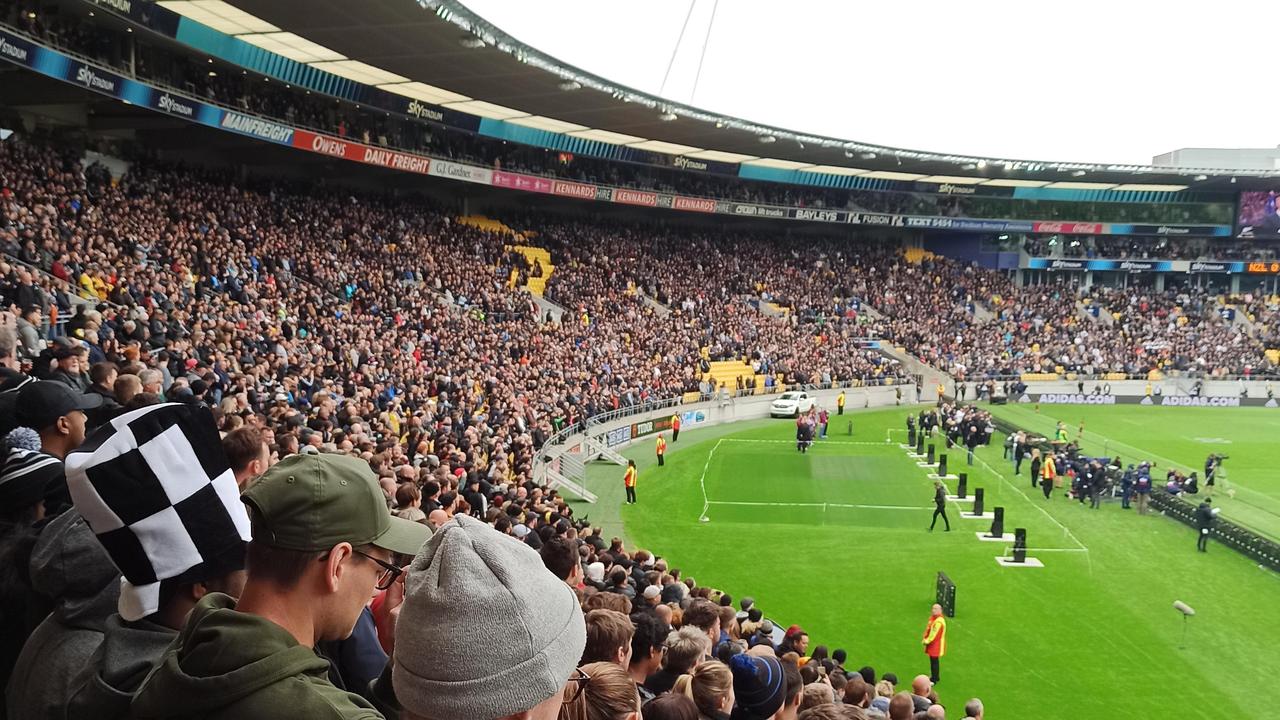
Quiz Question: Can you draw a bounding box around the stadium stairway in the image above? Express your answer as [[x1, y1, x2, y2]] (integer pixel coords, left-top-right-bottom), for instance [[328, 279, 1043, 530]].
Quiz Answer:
[[1077, 298, 1115, 325], [633, 285, 671, 317], [703, 359, 756, 391], [1216, 296, 1256, 332]]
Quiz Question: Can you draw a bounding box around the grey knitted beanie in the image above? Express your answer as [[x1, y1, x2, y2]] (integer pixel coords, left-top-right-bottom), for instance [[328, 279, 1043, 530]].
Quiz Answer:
[[393, 514, 586, 719]]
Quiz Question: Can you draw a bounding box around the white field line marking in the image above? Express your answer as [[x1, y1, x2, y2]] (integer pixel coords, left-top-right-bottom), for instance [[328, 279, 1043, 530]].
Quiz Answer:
[[970, 450, 1089, 551], [697, 438, 723, 521], [707, 500, 928, 511], [699, 437, 917, 521], [717, 439, 886, 445]]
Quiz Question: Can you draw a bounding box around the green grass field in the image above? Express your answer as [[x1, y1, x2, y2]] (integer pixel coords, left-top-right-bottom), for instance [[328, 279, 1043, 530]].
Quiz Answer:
[[989, 403, 1280, 541], [580, 407, 1280, 720]]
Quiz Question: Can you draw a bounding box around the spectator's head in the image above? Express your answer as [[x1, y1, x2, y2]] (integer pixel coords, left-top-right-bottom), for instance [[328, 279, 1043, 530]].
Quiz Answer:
[[799, 684, 834, 712], [674, 659, 734, 719], [889, 692, 915, 720], [394, 515, 586, 720], [858, 666, 875, 685], [683, 598, 721, 648], [629, 612, 667, 680], [662, 626, 711, 675], [638, 693, 698, 720], [582, 609, 635, 666], [138, 368, 163, 394], [114, 374, 142, 406], [843, 674, 869, 707], [65, 403, 250, 628], [90, 361, 117, 390], [559, 661, 639, 720], [963, 698, 983, 720], [395, 482, 422, 511], [911, 676, 932, 697], [222, 425, 270, 489], [0, 428, 58, 524], [926, 704, 946, 720], [540, 534, 582, 586], [240, 453, 429, 645], [427, 508, 449, 529], [16, 380, 102, 458], [831, 648, 847, 666], [875, 681, 895, 699], [729, 653, 787, 720], [796, 704, 863, 720]]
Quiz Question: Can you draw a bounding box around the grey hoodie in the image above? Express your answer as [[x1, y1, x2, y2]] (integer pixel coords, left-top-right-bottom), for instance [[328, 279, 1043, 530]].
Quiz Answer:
[[65, 614, 175, 720], [4, 512, 121, 720]]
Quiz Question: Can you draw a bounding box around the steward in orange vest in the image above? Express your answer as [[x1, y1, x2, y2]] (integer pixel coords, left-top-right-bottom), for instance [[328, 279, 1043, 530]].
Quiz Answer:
[[671, 414, 682, 442], [623, 460, 637, 504], [656, 434, 667, 467], [923, 603, 947, 682]]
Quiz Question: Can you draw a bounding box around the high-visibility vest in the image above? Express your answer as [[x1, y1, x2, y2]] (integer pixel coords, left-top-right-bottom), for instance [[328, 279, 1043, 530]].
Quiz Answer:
[[671, 415, 681, 430], [923, 615, 947, 657], [624, 467, 637, 487], [837, 393, 845, 408], [656, 437, 666, 455]]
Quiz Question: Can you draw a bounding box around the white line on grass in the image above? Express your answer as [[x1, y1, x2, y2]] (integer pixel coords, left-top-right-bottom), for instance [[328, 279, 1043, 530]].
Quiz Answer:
[[697, 438, 723, 522], [707, 500, 928, 511], [970, 451, 1089, 551], [718, 439, 886, 446]]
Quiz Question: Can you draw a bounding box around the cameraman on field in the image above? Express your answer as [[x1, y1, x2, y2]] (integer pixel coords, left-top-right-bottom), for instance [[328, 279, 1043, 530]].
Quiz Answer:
[[1204, 453, 1225, 497]]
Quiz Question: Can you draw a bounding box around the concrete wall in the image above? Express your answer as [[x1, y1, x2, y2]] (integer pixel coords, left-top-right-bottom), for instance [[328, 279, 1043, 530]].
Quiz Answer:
[[592, 384, 916, 455]]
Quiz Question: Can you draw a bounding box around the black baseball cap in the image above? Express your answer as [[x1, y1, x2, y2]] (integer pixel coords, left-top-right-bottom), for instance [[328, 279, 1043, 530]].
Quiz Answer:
[[16, 381, 103, 429]]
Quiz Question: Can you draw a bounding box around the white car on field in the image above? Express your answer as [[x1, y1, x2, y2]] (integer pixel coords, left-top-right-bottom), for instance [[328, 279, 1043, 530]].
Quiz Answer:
[[770, 391, 816, 418]]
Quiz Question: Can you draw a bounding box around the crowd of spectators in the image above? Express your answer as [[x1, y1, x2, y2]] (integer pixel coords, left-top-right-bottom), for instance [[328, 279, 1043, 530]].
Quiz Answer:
[[0, 0, 1235, 228], [0, 139, 978, 720]]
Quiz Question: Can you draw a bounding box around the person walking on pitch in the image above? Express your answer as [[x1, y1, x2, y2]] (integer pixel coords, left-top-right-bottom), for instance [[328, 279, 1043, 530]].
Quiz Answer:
[[623, 460, 637, 504], [1195, 497, 1216, 552], [656, 433, 667, 466], [929, 481, 950, 531], [922, 603, 947, 683]]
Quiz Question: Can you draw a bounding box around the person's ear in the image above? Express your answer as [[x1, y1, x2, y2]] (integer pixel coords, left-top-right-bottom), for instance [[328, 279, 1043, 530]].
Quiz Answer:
[[56, 414, 72, 436], [324, 542, 354, 592]]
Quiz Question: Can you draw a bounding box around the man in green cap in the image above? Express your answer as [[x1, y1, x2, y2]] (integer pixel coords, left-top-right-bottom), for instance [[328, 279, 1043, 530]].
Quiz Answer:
[[131, 453, 430, 720]]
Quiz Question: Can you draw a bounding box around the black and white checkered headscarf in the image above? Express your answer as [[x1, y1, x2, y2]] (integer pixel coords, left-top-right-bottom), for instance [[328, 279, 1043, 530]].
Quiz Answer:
[[66, 403, 251, 621]]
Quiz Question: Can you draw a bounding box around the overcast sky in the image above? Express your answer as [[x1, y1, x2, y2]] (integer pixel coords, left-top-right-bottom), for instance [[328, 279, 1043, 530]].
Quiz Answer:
[[460, 0, 1279, 166]]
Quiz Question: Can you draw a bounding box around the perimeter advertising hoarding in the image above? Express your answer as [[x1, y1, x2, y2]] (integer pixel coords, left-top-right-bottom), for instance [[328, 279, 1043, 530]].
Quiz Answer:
[[1024, 258, 1275, 274], [0, 28, 1238, 241], [1024, 393, 1275, 408]]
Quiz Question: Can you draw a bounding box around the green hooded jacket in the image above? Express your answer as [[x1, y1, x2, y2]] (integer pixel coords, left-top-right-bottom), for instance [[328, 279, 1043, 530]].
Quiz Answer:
[[130, 593, 383, 720]]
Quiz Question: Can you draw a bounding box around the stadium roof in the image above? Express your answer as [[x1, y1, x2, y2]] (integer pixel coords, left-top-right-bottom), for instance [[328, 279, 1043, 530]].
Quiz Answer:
[[161, 0, 1264, 191]]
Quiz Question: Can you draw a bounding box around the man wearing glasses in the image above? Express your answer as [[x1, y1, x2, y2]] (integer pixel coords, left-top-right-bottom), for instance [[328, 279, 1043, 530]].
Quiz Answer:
[[132, 452, 429, 720]]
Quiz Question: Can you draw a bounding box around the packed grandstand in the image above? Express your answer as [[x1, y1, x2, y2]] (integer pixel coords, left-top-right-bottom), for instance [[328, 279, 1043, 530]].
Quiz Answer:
[[2, 2, 1280, 720]]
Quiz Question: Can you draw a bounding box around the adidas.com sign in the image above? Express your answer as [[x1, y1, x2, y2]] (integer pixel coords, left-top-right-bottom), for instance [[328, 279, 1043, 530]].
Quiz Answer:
[[1035, 394, 1116, 405], [1160, 396, 1240, 407]]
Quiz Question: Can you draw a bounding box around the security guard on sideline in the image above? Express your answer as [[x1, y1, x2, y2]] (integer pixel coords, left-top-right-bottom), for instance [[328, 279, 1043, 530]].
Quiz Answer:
[[837, 390, 846, 415], [623, 460, 638, 504], [656, 433, 667, 466], [922, 603, 947, 683], [671, 413, 681, 442]]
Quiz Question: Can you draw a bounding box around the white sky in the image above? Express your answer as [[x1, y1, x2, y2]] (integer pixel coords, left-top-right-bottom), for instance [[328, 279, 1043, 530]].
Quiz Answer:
[[460, 0, 1280, 166]]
